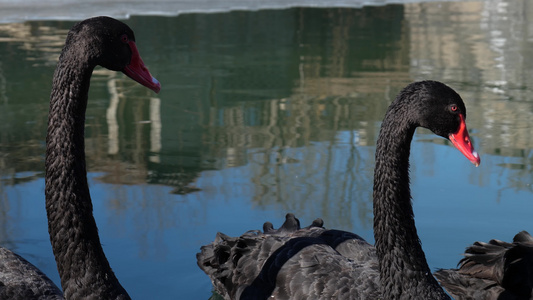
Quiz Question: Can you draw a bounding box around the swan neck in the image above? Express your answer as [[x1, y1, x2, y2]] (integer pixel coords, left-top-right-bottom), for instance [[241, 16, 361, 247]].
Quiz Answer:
[[372, 108, 449, 299], [45, 51, 130, 299]]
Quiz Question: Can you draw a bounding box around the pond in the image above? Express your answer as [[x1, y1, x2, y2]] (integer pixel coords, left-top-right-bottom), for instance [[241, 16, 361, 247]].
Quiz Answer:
[[0, 1, 532, 299]]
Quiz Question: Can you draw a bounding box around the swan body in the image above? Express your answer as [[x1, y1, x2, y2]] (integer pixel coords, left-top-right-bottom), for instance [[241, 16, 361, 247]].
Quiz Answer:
[[197, 80, 481, 300], [0, 16, 160, 300], [0, 247, 63, 299], [435, 231, 533, 300], [200, 214, 380, 299]]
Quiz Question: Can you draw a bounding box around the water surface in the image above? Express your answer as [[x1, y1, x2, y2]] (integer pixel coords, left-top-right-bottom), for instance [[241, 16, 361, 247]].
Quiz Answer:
[[0, 1, 532, 299]]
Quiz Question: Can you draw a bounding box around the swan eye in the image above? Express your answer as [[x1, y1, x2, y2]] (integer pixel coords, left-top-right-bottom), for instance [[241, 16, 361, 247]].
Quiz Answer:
[[449, 104, 458, 112], [120, 34, 129, 44]]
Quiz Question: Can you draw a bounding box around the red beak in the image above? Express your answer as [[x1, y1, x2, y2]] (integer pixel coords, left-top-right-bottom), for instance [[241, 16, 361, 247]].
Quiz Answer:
[[122, 41, 161, 94], [449, 114, 480, 167]]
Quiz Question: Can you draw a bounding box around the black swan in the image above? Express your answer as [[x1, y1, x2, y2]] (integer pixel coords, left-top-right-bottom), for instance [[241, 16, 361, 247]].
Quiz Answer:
[[0, 16, 160, 300], [435, 231, 533, 300], [197, 80, 481, 300]]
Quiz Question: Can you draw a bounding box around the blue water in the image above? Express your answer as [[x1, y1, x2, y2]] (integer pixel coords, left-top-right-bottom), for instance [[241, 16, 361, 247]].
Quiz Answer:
[[3, 136, 531, 299]]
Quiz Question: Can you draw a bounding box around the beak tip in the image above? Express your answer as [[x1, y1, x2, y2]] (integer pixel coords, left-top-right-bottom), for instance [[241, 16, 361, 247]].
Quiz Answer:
[[151, 77, 161, 94], [153, 83, 161, 94], [472, 151, 481, 167]]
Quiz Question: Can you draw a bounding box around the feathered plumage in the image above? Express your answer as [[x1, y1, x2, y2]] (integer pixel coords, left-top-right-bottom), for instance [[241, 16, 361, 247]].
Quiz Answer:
[[435, 231, 533, 300]]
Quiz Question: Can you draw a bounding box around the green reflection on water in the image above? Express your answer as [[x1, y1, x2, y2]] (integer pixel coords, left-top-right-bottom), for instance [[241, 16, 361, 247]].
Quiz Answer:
[[0, 6, 415, 195]]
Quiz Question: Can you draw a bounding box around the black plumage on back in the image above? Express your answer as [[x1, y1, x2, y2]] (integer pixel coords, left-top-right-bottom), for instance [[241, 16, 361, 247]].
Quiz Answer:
[[435, 231, 533, 300]]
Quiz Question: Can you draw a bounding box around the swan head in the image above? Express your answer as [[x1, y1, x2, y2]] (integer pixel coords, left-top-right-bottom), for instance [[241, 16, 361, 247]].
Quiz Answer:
[[67, 16, 161, 93], [405, 81, 481, 167]]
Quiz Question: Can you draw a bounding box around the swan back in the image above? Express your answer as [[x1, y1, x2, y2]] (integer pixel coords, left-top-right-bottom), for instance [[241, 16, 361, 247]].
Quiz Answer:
[[435, 231, 533, 300], [0, 247, 63, 300], [197, 214, 379, 300]]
